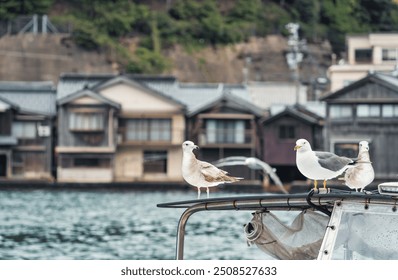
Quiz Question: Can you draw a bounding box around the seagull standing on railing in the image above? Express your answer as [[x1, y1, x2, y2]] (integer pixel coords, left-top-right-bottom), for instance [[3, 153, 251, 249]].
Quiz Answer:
[[213, 156, 288, 194], [181, 141, 243, 199], [343, 141, 374, 192], [294, 138, 353, 190]]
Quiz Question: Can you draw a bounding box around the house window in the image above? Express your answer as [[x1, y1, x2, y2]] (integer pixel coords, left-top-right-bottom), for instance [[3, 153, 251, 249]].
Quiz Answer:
[[382, 104, 398, 117], [355, 48, 372, 64], [143, 151, 167, 173], [69, 112, 104, 131], [382, 48, 397, 61], [334, 143, 359, 158], [0, 113, 10, 135], [12, 121, 36, 139], [126, 119, 171, 141], [72, 157, 110, 168], [279, 125, 295, 140], [329, 105, 352, 118], [357, 104, 380, 117], [12, 151, 46, 176], [206, 120, 245, 144]]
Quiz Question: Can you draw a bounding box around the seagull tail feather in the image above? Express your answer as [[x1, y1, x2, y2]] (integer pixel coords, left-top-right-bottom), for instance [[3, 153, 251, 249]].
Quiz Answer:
[[224, 176, 243, 183]]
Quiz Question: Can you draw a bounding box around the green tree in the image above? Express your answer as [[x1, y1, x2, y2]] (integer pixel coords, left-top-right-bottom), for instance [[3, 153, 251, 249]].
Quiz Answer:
[[320, 0, 365, 54], [0, 0, 54, 20], [356, 0, 398, 31], [292, 0, 325, 42]]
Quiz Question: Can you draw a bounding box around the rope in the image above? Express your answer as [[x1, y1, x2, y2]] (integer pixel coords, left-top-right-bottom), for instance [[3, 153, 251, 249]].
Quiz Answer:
[[306, 189, 332, 216]]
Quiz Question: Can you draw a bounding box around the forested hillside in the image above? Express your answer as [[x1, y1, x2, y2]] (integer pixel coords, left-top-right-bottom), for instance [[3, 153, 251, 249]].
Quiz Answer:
[[1, 0, 398, 75]]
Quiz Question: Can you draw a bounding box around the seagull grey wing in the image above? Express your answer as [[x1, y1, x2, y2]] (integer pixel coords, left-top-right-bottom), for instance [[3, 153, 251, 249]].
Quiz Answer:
[[214, 160, 246, 168], [314, 151, 337, 160], [213, 157, 248, 166], [315, 152, 353, 172]]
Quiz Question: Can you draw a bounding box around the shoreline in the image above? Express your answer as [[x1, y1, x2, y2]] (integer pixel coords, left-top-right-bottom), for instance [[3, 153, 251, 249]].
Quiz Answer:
[[0, 179, 379, 193]]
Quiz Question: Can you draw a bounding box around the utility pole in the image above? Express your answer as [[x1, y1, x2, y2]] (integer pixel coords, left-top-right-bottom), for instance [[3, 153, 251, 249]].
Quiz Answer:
[[285, 23, 305, 105]]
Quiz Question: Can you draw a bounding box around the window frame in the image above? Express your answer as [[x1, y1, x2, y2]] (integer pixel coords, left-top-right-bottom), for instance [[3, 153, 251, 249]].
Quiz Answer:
[[205, 119, 246, 144], [143, 150, 168, 174], [69, 112, 105, 132], [125, 118, 171, 142], [278, 125, 296, 140], [329, 105, 353, 119]]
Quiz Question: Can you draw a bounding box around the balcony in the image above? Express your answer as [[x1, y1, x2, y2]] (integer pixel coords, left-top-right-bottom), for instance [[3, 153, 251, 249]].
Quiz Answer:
[[117, 127, 185, 146], [198, 128, 255, 148]]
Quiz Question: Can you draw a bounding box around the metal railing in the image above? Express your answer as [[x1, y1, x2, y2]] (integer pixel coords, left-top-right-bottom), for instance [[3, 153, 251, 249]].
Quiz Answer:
[[0, 15, 72, 37], [157, 189, 394, 260]]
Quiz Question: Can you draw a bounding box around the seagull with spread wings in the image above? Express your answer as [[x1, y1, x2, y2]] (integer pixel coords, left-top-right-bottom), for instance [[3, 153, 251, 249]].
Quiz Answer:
[[181, 141, 242, 199]]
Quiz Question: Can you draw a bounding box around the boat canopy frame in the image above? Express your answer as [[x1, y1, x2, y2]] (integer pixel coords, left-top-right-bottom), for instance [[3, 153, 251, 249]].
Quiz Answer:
[[157, 189, 398, 260]]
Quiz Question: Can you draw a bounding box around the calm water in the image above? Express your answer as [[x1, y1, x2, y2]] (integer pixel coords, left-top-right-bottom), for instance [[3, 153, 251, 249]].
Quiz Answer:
[[0, 188, 289, 260]]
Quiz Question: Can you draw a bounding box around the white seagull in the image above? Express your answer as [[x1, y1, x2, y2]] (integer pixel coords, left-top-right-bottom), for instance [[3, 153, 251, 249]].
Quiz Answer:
[[213, 156, 288, 194], [343, 141, 374, 192], [181, 141, 243, 198], [294, 139, 353, 190]]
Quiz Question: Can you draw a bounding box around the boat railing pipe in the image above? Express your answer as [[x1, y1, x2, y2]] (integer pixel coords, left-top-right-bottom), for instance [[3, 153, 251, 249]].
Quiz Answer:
[[165, 191, 396, 259]]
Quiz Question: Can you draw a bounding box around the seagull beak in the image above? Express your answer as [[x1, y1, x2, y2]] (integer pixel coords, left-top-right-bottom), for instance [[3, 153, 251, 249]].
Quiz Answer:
[[294, 145, 301, 151], [194, 145, 199, 150]]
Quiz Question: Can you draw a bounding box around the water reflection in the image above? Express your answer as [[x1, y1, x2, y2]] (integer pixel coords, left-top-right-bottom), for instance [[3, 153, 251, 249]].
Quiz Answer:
[[0, 189, 286, 260]]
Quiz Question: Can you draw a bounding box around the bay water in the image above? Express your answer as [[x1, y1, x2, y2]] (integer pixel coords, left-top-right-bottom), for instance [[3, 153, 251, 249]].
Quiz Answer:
[[0, 188, 292, 260]]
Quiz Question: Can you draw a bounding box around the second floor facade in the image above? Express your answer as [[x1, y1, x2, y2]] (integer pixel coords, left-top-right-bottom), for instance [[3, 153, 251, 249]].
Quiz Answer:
[[328, 33, 398, 92]]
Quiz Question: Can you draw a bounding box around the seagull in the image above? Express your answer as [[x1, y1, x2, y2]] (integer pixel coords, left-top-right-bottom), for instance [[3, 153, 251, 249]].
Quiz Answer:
[[343, 141, 374, 192], [181, 141, 243, 198], [294, 139, 353, 190], [213, 156, 288, 194]]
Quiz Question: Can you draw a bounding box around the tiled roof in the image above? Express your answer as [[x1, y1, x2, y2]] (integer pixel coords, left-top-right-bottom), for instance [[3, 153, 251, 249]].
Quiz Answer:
[[247, 82, 308, 109], [57, 73, 253, 115], [0, 81, 56, 116], [151, 83, 253, 114], [320, 72, 398, 101], [374, 73, 398, 87], [0, 136, 17, 145]]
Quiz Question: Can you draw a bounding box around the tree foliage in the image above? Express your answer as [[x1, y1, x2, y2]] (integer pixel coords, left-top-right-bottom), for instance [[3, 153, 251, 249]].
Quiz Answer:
[[3, 0, 398, 72], [0, 0, 53, 19]]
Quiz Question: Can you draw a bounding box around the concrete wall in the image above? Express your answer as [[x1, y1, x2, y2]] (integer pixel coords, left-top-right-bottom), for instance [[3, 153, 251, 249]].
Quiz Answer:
[[0, 34, 116, 83], [57, 167, 113, 182]]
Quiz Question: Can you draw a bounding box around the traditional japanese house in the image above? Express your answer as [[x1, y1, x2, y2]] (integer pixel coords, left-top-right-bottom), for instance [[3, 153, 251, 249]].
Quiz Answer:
[[261, 105, 324, 183], [186, 88, 264, 182], [321, 72, 398, 181], [56, 74, 186, 183], [0, 81, 56, 180]]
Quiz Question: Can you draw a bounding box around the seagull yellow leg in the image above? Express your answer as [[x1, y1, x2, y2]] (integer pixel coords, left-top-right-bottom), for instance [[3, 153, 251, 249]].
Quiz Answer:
[[197, 187, 201, 199], [323, 180, 327, 189], [206, 187, 209, 198], [313, 180, 318, 190]]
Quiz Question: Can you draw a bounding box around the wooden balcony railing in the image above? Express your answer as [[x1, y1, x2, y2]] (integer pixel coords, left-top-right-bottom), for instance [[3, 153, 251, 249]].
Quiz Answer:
[[117, 128, 185, 145], [198, 128, 255, 147]]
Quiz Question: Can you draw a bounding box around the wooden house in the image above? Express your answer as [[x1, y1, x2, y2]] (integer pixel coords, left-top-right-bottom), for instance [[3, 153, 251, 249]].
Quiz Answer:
[[0, 81, 56, 181], [56, 74, 186, 183], [261, 105, 324, 182], [186, 90, 264, 181], [56, 89, 120, 182], [320, 73, 398, 180]]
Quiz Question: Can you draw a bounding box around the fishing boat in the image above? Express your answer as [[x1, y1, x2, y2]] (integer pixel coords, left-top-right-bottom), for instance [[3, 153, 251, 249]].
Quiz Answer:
[[157, 182, 398, 260]]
